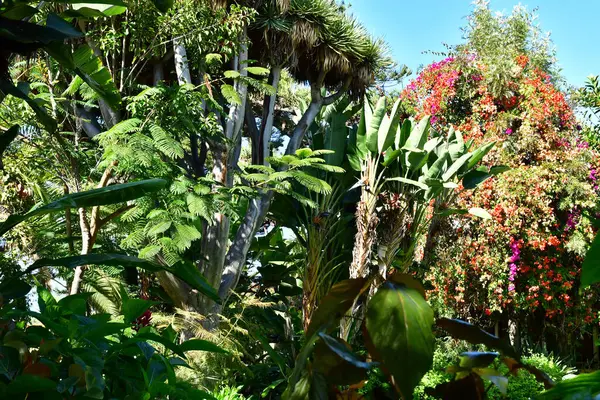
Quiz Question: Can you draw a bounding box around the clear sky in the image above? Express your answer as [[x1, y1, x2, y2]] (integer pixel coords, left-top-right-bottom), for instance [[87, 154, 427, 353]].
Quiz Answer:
[[349, 0, 600, 88]]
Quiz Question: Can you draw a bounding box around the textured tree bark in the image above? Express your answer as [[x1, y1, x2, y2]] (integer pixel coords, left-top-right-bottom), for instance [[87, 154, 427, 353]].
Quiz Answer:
[[508, 319, 521, 352]]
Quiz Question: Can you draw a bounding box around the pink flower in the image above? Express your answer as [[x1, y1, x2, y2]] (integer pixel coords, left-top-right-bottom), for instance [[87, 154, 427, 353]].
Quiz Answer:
[[505, 128, 513, 135]]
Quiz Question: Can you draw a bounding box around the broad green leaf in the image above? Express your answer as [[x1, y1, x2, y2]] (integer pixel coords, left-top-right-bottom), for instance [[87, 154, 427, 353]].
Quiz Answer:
[[72, 45, 121, 109], [58, 293, 93, 315], [366, 97, 386, 153], [365, 282, 434, 398], [314, 332, 373, 386], [466, 141, 496, 170], [405, 116, 431, 150], [436, 318, 519, 359], [6, 375, 57, 394], [0, 179, 166, 235], [324, 113, 348, 166], [425, 150, 448, 179], [179, 339, 227, 354], [382, 148, 402, 167], [0, 278, 31, 299], [306, 278, 368, 337], [581, 233, 600, 288], [405, 149, 429, 172], [396, 118, 411, 149], [46, 13, 83, 38], [122, 298, 156, 324], [223, 70, 240, 79], [536, 370, 599, 399], [244, 66, 270, 76], [462, 169, 491, 189], [387, 177, 428, 191], [378, 98, 401, 153], [442, 153, 472, 182], [468, 207, 492, 220]]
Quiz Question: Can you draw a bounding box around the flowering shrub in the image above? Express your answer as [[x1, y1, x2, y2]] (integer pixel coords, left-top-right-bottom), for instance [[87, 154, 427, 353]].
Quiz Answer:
[[403, 4, 600, 342]]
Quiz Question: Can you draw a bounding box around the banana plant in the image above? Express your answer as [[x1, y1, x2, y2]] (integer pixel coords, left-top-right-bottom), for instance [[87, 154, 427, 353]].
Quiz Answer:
[[346, 96, 505, 276]]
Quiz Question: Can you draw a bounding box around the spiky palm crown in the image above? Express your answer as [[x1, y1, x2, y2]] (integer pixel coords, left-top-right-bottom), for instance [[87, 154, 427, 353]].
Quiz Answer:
[[215, 0, 390, 98]]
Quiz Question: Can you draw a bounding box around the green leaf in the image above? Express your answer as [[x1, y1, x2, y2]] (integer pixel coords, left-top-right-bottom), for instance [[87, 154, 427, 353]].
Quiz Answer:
[[581, 233, 600, 288], [425, 150, 448, 180], [0, 278, 31, 299], [179, 339, 227, 354], [0, 179, 166, 235], [28, 255, 220, 303], [396, 118, 411, 149], [405, 116, 431, 150], [462, 169, 492, 189], [536, 370, 600, 400], [466, 141, 496, 170], [442, 153, 472, 182], [307, 278, 368, 337], [313, 333, 372, 386], [223, 70, 240, 79], [58, 292, 93, 315], [244, 66, 270, 76], [221, 84, 241, 105], [365, 282, 434, 398], [366, 97, 386, 153], [122, 298, 156, 324], [468, 207, 492, 220], [378, 98, 401, 153], [6, 375, 57, 394], [436, 318, 519, 359], [0, 346, 20, 380], [0, 80, 57, 132], [387, 177, 428, 191], [324, 113, 348, 167], [46, 13, 83, 38]]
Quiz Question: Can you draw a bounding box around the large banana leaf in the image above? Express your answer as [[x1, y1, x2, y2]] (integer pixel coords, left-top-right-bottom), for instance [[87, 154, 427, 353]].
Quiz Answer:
[[0, 179, 166, 235]]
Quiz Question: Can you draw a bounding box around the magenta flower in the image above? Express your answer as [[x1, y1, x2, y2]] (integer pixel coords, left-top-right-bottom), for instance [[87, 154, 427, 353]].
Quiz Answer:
[[505, 128, 513, 135]]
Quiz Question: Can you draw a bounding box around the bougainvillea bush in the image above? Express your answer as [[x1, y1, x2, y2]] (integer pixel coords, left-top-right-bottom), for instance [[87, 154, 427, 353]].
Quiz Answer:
[[402, 2, 599, 355]]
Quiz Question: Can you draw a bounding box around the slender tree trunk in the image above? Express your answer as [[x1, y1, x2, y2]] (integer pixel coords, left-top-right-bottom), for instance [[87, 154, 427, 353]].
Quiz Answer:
[[70, 208, 93, 295], [508, 319, 521, 352], [173, 37, 192, 85], [259, 66, 281, 164], [153, 62, 164, 86]]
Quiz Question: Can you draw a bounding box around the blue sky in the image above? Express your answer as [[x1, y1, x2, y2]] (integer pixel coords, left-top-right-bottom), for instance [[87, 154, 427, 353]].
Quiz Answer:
[[349, 0, 600, 88]]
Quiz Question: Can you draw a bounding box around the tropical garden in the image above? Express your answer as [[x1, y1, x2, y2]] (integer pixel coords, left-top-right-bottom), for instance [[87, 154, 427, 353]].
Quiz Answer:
[[1, 0, 600, 398]]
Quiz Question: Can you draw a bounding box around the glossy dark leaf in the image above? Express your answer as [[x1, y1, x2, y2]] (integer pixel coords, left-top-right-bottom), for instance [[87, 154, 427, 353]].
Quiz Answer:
[[365, 282, 434, 398], [314, 332, 373, 386], [0, 79, 57, 132], [437, 318, 519, 360], [0, 278, 31, 299], [6, 374, 57, 394], [306, 278, 369, 337], [426, 373, 485, 400]]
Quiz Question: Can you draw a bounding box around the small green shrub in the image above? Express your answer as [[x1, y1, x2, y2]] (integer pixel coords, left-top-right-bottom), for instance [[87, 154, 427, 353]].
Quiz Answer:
[[487, 352, 576, 400], [413, 337, 576, 400]]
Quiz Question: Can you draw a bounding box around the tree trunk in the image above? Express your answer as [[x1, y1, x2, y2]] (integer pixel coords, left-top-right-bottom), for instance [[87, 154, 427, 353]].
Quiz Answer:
[[259, 66, 281, 164], [508, 319, 521, 353], [173, 37, 192, 85], [70, 208, 93, 295]]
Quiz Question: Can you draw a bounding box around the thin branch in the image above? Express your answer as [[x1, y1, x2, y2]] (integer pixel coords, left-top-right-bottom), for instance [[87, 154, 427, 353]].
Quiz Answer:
[[97, 204, 135, 229]]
